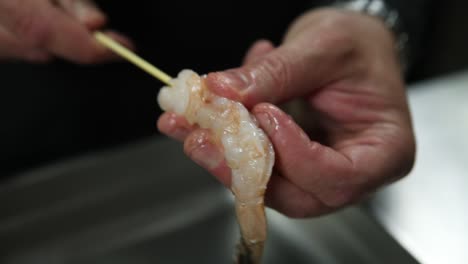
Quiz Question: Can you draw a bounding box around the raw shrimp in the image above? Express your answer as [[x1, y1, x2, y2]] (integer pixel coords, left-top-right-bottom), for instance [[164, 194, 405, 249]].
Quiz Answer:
[[158, 70, 275, 264]]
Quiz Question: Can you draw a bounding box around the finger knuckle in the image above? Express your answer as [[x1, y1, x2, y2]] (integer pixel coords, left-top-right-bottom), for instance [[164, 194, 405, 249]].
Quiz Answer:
[[258, 53, 292, 98]]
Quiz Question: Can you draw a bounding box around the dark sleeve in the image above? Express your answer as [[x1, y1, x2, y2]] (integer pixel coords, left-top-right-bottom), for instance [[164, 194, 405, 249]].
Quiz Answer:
[[384, 0, 435, 73], [308, 0, 435, 74]]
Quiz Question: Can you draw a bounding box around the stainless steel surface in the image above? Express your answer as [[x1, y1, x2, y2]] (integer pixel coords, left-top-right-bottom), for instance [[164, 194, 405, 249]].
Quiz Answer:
[[370, 70, 468, 264], [1, 138, 418, 263]]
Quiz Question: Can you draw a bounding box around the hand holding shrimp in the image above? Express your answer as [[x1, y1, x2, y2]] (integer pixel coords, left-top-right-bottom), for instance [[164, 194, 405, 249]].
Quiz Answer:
[[158, 8, 415, 218]]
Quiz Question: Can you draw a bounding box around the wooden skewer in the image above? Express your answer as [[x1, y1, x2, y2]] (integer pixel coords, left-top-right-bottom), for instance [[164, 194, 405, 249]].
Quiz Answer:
[[94, 32, 172, 86]]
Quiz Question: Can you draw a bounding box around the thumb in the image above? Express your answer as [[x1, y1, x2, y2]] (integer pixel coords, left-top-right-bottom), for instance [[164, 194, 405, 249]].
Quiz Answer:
[[204, 39, 340, 108]]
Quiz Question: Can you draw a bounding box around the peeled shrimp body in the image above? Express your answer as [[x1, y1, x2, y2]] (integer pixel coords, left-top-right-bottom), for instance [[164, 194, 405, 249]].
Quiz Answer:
[[158, 70, 274, 263]]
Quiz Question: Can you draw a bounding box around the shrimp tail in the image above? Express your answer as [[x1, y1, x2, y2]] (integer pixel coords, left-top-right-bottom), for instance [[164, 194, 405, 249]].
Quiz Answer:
[[235, 237, 265, 264], [234, 199, 267, 264]]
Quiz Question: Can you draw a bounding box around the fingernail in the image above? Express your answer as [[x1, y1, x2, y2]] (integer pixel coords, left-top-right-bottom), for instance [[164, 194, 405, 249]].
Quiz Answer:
[[220, 70, 250, 90], [73, 0, 106, 25], [208, 70, 251, 99]]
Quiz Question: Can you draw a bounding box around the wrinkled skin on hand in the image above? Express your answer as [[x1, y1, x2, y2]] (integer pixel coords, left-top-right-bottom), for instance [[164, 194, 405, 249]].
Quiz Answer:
[[0, 0, 132, 63], [158, 8, 416, 218]]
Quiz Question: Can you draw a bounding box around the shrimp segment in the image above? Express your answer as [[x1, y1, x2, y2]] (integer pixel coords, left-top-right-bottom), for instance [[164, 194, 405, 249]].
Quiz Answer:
[[158, 70, 274, 263]]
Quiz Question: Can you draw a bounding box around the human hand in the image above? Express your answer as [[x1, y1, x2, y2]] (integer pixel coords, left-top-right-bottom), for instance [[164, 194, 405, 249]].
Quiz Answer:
[[158, 8, 415, 217], [0, 0, 132, 63]]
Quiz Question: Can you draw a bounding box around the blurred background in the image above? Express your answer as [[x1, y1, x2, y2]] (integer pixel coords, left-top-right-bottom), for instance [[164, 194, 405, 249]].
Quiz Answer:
[[1, 0, 467, 263]]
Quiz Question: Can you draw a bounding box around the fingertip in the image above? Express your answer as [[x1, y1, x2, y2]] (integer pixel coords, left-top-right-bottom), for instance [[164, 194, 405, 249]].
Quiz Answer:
[[252, 102, 283, 116], [183, 129, 232, 187], [156, 112, 175, 134], [253, 103, 312, 147], [204, 71, 244, 102], [205, 68, 271, 108], [157, 112, 193, 141], [253, 104, 357, 209], [252, 103, 292, 137], [253, 102, 335, 194]]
